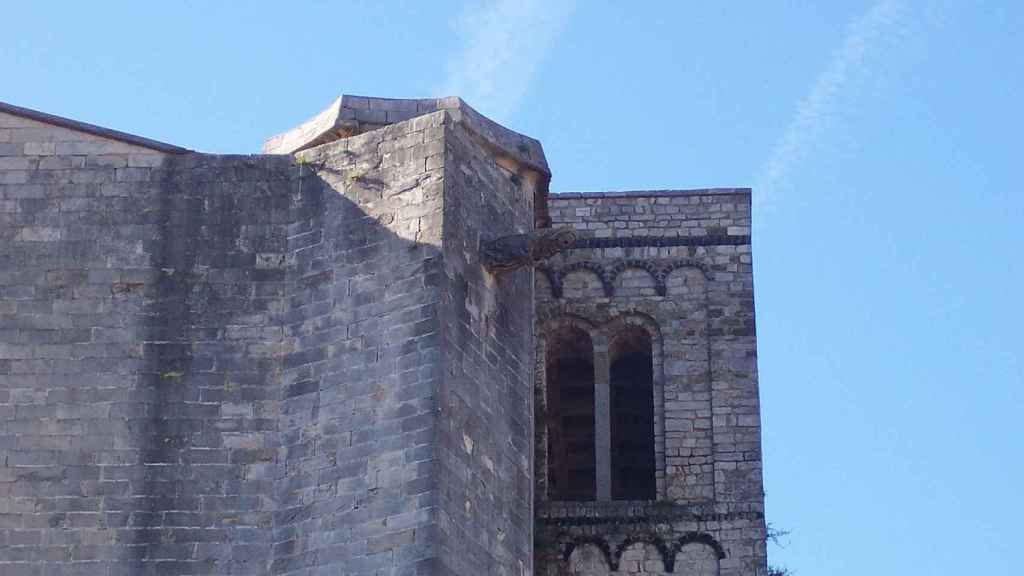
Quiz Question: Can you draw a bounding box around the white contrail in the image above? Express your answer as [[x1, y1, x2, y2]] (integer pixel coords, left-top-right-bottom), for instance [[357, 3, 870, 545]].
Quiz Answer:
[[755, 0, 906, 207], [440, 0, 575, 122]]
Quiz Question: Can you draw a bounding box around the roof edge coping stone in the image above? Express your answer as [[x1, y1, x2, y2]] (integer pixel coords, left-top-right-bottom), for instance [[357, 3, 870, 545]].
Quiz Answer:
[[0, 100, 191, 154]]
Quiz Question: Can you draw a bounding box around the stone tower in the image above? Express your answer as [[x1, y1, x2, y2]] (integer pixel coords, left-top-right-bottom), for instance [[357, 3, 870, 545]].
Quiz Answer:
[[0, 96, 765, 575], [533, 191, 766, 575]]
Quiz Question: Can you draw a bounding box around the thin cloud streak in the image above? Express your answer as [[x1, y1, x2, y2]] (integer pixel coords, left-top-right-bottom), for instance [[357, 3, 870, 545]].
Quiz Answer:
[[440, 0, 575, 122], [755, 0, 905, 207]]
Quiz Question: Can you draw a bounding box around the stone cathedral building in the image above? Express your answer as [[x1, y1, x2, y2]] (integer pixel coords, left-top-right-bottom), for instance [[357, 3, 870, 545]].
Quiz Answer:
[[0, 96, 765, 575]]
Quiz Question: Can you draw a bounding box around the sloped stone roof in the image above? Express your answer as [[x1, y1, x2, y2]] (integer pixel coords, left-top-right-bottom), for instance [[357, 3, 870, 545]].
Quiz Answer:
[[0, 100, 190, 154]]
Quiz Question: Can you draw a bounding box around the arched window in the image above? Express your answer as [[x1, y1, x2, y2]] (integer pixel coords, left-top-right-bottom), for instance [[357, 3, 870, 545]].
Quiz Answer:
[[546, 325, 596, 500], [609, 327, 656, 500]]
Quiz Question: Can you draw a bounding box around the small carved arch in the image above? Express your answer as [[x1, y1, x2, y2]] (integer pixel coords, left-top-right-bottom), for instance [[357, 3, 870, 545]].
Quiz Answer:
[[540, 313, 599, 338], [662, 262, 709, 301], [608, 259, 663, 296], [613, 535, 672, 572], [545, 259, 712, 299], [660, 258, 711, 281], [536, 264, 561, 299], [671, 532, 726, 560], [563, 536, 615, 572], [670, 534, 724, 575], [560, 261, 613, 297], [601, 312, 664, 348]]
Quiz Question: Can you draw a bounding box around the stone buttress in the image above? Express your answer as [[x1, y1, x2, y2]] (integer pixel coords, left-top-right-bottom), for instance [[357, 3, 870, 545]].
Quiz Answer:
[[0, 96, 547, 576]]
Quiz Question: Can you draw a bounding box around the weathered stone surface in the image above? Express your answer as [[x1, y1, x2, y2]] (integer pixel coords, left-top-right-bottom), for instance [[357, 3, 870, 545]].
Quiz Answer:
[[0, 100, 546, 575], [534, 190, 766, 576], [481, 227, 577, 274], [264, 94, 553, 231], [0, 98, 766, 576], [261, 95, 355, 155]]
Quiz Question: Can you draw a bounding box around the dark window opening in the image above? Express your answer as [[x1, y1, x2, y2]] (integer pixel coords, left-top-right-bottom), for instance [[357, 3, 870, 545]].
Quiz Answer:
[[610, 328, 656, 500], [545, 326, 595, 500]]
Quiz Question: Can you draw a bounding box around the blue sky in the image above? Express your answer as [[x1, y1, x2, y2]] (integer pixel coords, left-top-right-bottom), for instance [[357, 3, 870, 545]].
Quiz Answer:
[[4, 1, 1022, 573]]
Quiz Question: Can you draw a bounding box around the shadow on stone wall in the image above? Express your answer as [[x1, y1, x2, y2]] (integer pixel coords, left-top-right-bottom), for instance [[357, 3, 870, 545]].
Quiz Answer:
[[129, 150, 446, 574], [3, 104, 538, 576]]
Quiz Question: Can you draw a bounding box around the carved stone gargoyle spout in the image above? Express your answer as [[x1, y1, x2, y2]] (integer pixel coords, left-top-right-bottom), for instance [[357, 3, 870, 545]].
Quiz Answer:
[[481, 227, 578, 274]]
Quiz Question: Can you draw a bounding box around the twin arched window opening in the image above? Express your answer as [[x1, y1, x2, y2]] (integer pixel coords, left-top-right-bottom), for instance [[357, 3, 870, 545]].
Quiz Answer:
[[545, 323, 656, 501]]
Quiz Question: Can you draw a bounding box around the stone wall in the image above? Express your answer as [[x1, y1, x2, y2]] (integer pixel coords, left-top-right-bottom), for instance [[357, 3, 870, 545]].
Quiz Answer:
[[534, 190, 765, 576], [268, 109, 448, 576], [0, 108, 300, 575], [1, 99, 544, 576], [267, 105, 540, 576], [1, 99, 767, 576], [434, 108, 536, 576]]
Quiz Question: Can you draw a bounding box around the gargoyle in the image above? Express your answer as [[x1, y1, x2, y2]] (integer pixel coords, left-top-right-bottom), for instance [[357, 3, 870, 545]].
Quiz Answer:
[[481, 227, 578, 274]]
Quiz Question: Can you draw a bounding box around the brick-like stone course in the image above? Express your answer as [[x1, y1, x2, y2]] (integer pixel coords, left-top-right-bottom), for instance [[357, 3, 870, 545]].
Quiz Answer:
[[434, 109, 535, 576], [0, 109, 306, 574], [1, 100, 543, 576], [270, 112, 448, 576]]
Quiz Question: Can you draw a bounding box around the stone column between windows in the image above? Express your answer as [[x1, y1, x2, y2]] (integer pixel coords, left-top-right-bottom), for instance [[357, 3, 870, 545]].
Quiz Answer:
[[592, 333, 612, 501]]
